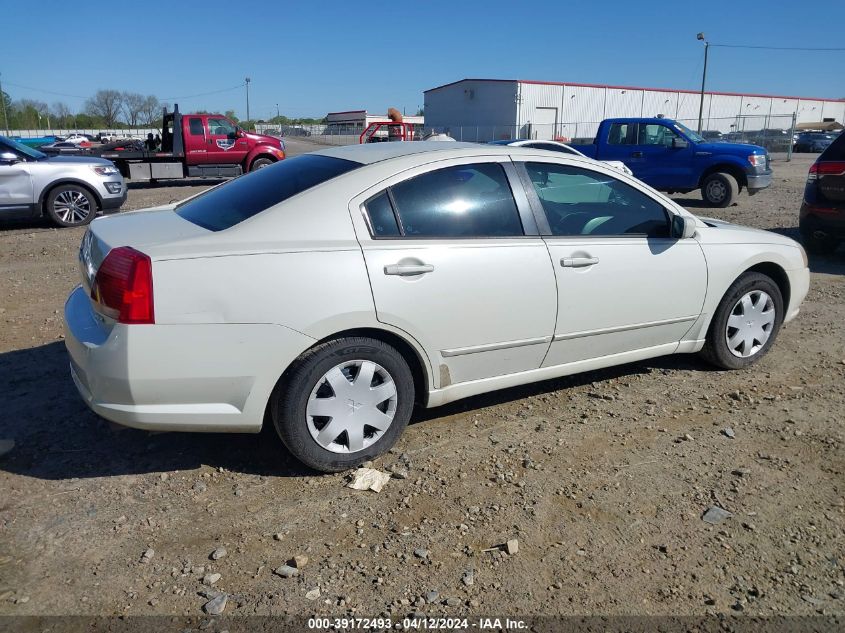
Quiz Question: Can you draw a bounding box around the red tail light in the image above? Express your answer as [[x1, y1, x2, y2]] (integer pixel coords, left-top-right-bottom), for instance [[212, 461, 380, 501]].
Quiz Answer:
[[808, 161, 845, 180], [91, 247, 154, 324]]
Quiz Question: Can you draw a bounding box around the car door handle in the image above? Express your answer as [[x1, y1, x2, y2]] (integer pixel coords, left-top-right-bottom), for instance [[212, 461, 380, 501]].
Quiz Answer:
[[630, 151, 643, 158], [560, 257, 599, 268], [384, 263, 435, 276]]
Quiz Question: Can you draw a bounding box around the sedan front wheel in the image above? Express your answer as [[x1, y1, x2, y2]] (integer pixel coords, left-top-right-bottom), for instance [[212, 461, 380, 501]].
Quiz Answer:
[[700, 272, 783, 370], [272, 337, 415, 472]]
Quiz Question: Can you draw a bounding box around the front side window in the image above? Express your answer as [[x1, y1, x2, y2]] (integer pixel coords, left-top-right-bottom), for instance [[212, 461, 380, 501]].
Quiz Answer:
[[525, 162, 669, 238], [208, 118, 236, 137], [639, 124, 679, 147], [387, 163, 523, 238]]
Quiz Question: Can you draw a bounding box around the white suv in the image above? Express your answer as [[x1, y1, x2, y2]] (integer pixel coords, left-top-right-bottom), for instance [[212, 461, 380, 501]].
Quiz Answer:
[[0, 136, 126, 227]]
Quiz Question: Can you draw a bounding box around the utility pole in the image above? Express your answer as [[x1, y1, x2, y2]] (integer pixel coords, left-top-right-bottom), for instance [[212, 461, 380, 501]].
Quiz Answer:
[[696, 32, 709, 134], [245, 77, 251, 126], [276, 103, 280, 120], [0, 72, 8, 135]]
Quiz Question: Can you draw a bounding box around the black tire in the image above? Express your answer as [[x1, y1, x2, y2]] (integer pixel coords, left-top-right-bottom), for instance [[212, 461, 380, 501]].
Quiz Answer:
[[701, 172, 739, 208], [271, 337, 415, 472], [250, 157, 273, 171], [800, 226, 839, 255], [44, 184, 97, 228], [700, 272, 784, 370]]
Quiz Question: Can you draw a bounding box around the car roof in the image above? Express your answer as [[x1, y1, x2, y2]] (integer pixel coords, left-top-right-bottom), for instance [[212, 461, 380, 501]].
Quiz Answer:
[[314, 141, 508, 165]]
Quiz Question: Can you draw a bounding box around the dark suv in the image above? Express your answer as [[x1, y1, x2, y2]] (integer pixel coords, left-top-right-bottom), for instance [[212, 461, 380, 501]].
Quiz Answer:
[[799, 132, 845, 253]]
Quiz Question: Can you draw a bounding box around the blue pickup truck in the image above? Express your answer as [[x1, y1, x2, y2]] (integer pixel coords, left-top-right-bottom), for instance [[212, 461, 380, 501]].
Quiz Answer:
[[570, 118, 772, 207]]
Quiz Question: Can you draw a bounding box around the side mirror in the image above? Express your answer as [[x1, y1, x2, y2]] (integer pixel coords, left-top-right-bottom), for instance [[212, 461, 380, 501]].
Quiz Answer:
[[671, 215, 696, 239], [672, 137, 689, 149], [0, 151, 20, 165]]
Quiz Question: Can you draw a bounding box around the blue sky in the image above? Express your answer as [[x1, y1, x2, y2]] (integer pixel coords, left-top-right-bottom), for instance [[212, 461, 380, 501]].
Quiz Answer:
[[4, 0, 844, 119]]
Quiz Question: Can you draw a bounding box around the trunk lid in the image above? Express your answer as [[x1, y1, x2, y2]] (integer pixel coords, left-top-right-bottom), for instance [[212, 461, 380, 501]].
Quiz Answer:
[[78, 208, 208, 292]]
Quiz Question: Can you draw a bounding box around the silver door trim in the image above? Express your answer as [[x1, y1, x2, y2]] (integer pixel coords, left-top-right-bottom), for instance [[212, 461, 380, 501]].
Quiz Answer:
[[441, 336, 553, 358], [553, 315, 698, 342]]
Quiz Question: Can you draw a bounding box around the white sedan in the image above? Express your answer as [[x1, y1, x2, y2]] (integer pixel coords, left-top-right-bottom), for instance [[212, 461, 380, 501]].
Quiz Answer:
[[65, 142, 809, 472], [488, 139, 634, 176]]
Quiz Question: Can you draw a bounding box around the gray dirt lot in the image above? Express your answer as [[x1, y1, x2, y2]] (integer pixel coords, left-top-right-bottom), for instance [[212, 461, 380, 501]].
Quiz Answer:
[[0, 146, 842, 617]]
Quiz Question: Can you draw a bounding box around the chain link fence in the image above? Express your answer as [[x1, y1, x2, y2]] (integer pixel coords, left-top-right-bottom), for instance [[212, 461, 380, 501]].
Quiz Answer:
[[255, 115, 803, 157]]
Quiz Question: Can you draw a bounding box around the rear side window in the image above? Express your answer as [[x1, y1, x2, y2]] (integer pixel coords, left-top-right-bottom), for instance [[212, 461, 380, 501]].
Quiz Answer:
[[364, 192, 400, 237], [188, 118, 204, 135], [820, 133, 845, 161], [607, 123, 636, 145], [176, 155, 361, 231], [387, 163, 523, 238]]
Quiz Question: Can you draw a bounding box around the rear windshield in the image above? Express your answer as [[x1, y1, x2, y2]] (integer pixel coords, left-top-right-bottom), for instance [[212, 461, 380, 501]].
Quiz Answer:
[[820, 133, 845, 161], [176, 154, 361, 231]]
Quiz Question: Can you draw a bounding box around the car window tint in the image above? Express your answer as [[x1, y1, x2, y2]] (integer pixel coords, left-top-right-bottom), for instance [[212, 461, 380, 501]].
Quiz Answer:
[[525, 162, 669, 238], [364, 191, 400, 237], [638, 124, 679, 146], [176, 155, 361, 231], [389, 163, 523, 238], [820, 133, 845, 161], [607, 123, 635, 145], [208, 118, 236, 136], [188, 118, 204, 135]]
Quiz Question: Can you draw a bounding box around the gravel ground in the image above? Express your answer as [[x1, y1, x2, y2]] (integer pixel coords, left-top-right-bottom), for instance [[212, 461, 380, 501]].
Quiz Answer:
[[0, 147, 842, 618]]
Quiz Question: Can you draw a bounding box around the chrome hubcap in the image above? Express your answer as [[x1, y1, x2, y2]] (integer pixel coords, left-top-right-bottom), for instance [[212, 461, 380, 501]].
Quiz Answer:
[[306, 360, 397, 453], [707, 180, 727, 202], [54, 190, 92, 224], [725, 290, 775, 358]]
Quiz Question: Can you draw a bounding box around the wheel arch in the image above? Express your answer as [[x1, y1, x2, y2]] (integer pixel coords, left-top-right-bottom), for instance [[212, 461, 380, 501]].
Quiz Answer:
[[246, 152, 280, 172], [742, 261, 790, 313], [265, 326, 433, 428], [39, 178, 103, 213], [699, 162, 747, 190]]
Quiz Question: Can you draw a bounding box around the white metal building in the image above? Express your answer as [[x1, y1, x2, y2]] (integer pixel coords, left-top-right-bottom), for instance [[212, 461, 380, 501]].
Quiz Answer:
[[325, 110, 424, 132], [423, 78, 845, 142]]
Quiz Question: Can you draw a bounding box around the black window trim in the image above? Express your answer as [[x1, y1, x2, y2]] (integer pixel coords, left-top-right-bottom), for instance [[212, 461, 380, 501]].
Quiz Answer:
[[514, 160, 674, 239], [360, 159, 540, 240]]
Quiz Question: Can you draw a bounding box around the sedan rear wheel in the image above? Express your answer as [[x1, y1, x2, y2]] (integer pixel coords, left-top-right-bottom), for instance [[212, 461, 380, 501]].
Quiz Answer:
[[272, 337, 414, 472], [700, 272, 783, 370], [45, 184, 97, 227]]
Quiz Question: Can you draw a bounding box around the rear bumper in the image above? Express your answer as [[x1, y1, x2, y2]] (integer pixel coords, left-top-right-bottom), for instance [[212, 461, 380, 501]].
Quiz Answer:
[[800, 205, 845, 238], [63, 285, 314, 433]]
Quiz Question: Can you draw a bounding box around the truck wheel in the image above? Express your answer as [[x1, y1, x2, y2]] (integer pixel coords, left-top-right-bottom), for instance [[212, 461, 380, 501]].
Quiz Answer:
[[701, 172, 738, 208], [45, 184, 97, 228], [250, 157, 273, 171]]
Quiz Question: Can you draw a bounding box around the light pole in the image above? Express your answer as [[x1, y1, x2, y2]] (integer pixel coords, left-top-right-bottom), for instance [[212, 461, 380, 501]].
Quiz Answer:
[[245, 77, 251, 126], [696, 32, 709, 134], [276, 103, 280, 121]]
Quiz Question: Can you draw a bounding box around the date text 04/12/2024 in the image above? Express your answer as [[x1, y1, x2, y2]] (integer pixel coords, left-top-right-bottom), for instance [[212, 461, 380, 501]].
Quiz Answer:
[[307, 617, 528, 630]]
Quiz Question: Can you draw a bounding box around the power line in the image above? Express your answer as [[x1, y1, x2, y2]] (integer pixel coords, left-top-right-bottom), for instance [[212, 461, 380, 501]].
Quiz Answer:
[[160, 83, 246, 101], [711, 43, 845, 51]]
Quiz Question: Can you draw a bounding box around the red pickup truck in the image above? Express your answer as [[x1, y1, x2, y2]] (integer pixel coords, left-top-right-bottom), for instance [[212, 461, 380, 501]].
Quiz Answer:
[[96, 105, 285, 181]]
